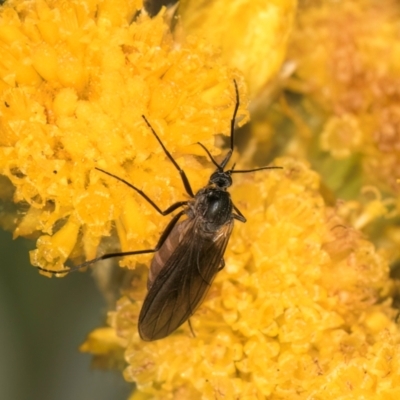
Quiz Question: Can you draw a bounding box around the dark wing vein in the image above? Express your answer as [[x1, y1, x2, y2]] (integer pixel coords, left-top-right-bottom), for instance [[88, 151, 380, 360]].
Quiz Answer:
[[138, 217, 234, 341]]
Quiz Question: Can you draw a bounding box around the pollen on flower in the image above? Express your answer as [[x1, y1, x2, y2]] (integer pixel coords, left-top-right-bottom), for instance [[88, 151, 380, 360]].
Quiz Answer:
[[80, 157, 400, 399], [0, 0, 248, 273]]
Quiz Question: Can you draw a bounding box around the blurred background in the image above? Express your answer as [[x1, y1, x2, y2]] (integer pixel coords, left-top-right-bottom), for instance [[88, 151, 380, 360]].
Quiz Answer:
[[0, 229, 132, 400]]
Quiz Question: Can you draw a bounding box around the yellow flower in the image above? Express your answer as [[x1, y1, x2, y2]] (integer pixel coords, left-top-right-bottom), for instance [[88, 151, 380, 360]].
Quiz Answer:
[[278, 0, 400, 265], [80, 157, 399, 399], [0, 0, 248, 271], [178, 0, 297, 99], [287, 0, 400, 198]]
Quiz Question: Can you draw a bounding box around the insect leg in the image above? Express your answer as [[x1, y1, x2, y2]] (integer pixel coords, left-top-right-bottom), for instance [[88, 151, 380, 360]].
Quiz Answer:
[[232, 204, 247, 223], [96, 168, 188, 216], [37, 210, 186, 275], [188, 319, 196, 338], [218, 259, 225, 271], [142, 116, 195, 198]]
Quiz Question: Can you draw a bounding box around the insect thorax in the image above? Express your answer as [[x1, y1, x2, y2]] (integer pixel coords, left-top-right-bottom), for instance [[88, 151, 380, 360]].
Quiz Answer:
[[191, 187, 233, 232]]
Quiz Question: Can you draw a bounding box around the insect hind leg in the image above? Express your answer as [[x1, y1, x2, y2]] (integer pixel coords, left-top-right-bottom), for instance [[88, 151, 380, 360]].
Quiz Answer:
[[37, 210, 186, 276]]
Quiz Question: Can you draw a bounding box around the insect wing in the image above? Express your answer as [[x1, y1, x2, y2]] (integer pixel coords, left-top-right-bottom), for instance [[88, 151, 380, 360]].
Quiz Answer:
[[139, 218, 234, 341], [147, 216, 192, 289]]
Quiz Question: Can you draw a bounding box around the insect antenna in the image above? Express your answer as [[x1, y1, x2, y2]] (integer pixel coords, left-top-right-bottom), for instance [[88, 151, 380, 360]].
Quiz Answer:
[[197, 80, 282, 175], [230, 166, 283, 174], [197, 139, 282, 175], [195, 80, 240, 171], [229, 80, 240, 156], [196, 142, 221, 170]]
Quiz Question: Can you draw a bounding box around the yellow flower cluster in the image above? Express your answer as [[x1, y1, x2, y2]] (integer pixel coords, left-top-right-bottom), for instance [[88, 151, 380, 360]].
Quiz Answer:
[[281, 0, 400, 264], [88, 157, 398, 399], [0, 0, 247, 271], [288, 0, 400, 197], [1, 0, 400, 399]]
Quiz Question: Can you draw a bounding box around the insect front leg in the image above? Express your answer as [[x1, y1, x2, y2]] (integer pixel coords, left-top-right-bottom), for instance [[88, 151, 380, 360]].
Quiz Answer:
[[232, 204, 246, 223], [142, 116, 195, 198]]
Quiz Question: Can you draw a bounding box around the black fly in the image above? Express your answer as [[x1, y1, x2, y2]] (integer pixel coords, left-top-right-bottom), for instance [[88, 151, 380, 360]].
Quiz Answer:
[[37, 82, 281, 341]]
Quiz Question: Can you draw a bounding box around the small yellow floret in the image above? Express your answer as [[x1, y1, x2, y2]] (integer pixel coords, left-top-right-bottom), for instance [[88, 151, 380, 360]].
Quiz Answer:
[[80, 327, 126, 355], [320, 114, 362, 159]]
